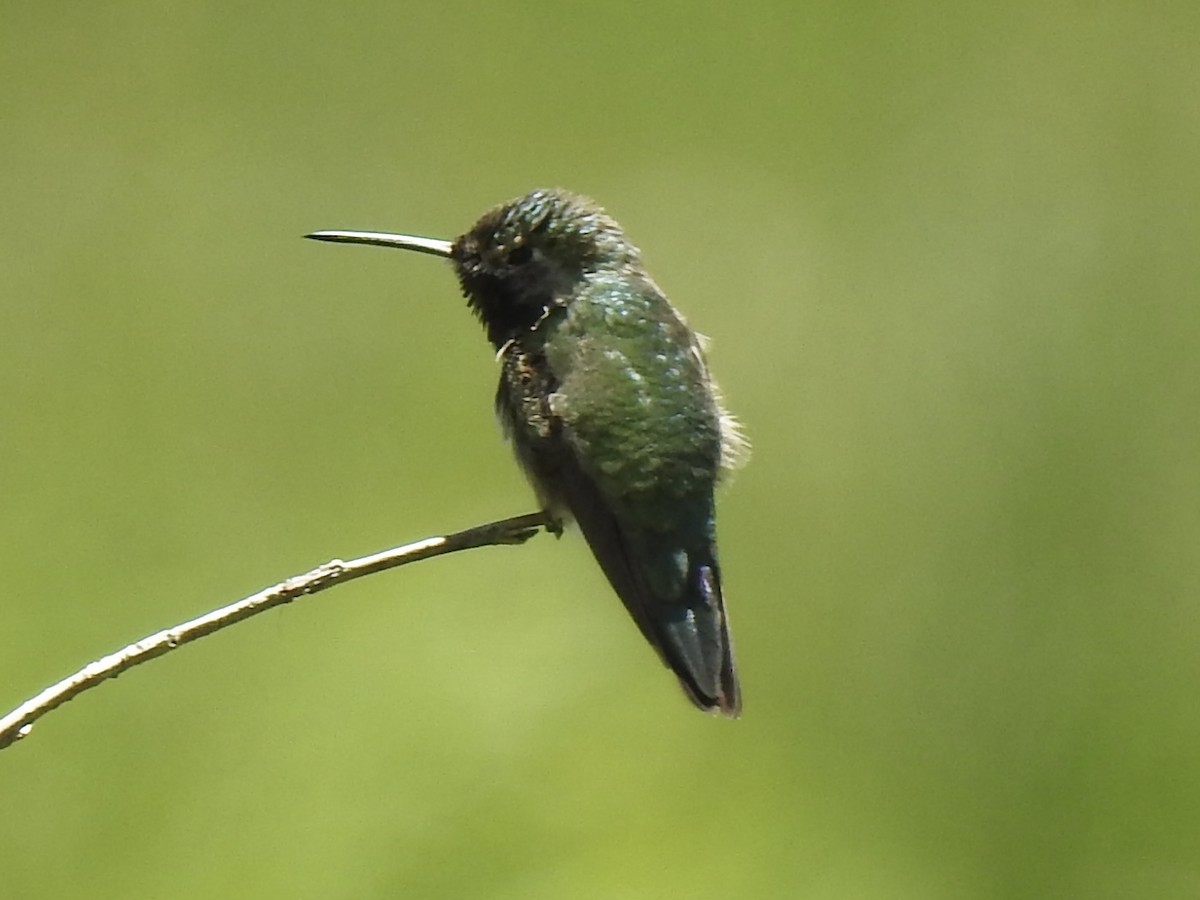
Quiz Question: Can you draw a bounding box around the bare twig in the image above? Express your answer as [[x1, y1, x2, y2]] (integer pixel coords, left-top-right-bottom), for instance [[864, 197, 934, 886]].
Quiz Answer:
[[0, 511, 551, 751]]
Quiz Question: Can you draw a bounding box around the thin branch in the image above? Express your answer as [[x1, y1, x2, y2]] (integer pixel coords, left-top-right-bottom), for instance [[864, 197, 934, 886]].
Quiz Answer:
[[0, 511, 551, 751]]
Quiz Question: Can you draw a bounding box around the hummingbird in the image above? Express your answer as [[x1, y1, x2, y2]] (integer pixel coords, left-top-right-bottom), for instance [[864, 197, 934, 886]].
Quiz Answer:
[[307, 189, 748, 715]]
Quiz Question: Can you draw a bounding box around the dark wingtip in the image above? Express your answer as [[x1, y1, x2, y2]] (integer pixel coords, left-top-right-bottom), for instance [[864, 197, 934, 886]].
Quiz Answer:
[[657, 560, 741, 718], [678, 666, 741, 718], [719, 674, 742, 719]]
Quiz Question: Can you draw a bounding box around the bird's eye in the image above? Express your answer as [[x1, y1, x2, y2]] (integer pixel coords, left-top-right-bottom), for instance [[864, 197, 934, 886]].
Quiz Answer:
[[507, 245, 533, 266]]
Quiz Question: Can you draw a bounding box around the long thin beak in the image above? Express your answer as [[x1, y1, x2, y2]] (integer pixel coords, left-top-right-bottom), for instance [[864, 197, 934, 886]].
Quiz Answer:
[[305, 230, 453, 258]]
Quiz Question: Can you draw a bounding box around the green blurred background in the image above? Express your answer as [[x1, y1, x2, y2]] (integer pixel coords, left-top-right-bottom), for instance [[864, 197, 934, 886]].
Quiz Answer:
[[2, 2, 1198, 897]]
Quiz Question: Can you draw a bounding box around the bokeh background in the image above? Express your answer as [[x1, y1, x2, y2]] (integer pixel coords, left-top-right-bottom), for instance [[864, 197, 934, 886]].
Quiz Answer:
[[3, 3, 1198, 897]]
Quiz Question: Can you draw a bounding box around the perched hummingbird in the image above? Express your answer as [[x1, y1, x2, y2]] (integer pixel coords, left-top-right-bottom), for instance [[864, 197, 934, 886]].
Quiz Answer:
[[307, 189, 748, 715]]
